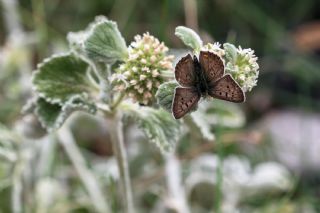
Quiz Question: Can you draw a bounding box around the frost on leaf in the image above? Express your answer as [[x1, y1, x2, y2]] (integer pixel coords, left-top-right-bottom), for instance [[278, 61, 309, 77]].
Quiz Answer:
[[126, 106, 181, 153], [32, 53, 93, 104]]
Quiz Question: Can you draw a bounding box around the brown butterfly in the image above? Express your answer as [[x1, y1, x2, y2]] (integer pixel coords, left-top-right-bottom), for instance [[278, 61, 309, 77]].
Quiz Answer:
[[172, 51, 245, 119]]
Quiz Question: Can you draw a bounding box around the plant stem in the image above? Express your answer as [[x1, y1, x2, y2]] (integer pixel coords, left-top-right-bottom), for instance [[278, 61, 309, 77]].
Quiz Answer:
[[164, 153, 190, 213], [215, 124, 223, 213], [12, 156, 24, 213], [111, 93, 125, 110], [58, 125, 111, 213], [106, 112, 134, 213]]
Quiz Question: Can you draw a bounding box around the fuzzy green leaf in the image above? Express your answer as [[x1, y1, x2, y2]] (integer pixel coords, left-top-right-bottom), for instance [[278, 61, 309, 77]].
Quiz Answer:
[[32, 53, 93, 104], [35, 96, 97, 132], [155, 81, 178, 112], [35, 98, 62, 131], [175, 26, 203, 51], [126, 106, 181, 153], [84, 17, 128, 63], [223, 43, 238, 63]]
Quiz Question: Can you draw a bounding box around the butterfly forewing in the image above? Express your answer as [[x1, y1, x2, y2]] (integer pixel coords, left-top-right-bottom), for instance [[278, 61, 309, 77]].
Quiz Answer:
[[199, 51, 224, 82], [175, 54, 196, 87], [172, 87, 200, 119], [208, 74, 245, 103]]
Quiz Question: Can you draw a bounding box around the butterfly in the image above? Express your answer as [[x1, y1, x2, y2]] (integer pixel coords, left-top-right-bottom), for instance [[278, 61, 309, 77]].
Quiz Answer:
[[172, 51, 245, 119]]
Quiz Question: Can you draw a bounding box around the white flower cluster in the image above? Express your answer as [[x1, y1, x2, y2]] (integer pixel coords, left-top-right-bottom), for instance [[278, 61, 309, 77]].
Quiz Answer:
[[201, 42, 225, 58], [225, 46, 259, 92], [111, 32, 174, 105]]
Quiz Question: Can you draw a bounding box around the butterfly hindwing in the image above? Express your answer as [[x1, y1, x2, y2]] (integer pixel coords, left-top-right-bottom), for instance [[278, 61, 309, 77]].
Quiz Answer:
[[172, 87, 200, 119], [175, 54, 196, 87], [208, 74, 245, 103], [199, 51, 224, 82]]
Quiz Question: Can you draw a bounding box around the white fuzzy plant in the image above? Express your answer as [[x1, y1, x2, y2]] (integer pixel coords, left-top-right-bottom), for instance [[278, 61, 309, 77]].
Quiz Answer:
[[27, 16, 259, 213]]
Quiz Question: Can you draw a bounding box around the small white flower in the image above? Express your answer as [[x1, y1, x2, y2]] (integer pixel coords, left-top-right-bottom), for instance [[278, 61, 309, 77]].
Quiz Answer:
[[152, 69, 159, 77], [132, 66, 138, 72], [124, 71, 131, 77], [144, 44, 150, 51], [141, 58, 147, 64], [238, 74, 245, 81], [119, 64, 126, 70], [130, 80, 137, 85], [142, 67, 149, 72], [140, 75, 147, 80], [150, 55, 157, 62], [146, 81, 152, 90]]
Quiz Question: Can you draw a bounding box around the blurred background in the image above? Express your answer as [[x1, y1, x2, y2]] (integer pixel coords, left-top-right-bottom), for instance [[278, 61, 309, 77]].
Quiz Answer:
[[1, 0, 320, 212]]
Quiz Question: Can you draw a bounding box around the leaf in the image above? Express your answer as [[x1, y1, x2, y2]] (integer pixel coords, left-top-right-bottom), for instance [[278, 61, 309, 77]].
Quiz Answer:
[[32, 53, 93, 104], [175, 26, 203, 51], [84, 16, 128, 63], [35, 98, 62, 131], [126, 106, 181, 153], [35, 96, 97, 132], [155, 81, 178, 112], [189, 110, 216, 141], [223, 43, 238, 63], [204, 100, 245, 128]]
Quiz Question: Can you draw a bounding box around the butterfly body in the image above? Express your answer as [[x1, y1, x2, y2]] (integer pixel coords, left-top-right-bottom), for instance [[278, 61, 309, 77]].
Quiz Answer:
[[193, 55, 209, 97], [172, 51, 245, 119]]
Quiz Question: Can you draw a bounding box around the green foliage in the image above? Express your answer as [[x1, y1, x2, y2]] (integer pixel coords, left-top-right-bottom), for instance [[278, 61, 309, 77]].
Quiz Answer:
[[35, 96, 97, 132], [84, 17, 128, 63], [35, 99, 62, 131], [197, 100, 245, 128], [126, 106, 181, 153], [0, 123, 18, 163], [223, 43, 238, 63], [155, 81, 178, 112], [0, 123, 17, 145], [175, 26, 203, 51], [32, 53, 93, 104]]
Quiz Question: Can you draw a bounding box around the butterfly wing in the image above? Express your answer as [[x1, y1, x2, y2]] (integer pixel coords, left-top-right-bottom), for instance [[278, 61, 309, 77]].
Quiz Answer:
[[175, 54, 196, 87], [208, 74, 245, 103], [199, 51, 224, 83], [172, 87, 200, 119]]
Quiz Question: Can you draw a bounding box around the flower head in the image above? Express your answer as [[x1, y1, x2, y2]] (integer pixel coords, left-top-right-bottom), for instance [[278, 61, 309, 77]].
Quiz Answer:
[[225, 46, 259, 92], [111, 32, 173, 105], [201, 42, 225, 58]]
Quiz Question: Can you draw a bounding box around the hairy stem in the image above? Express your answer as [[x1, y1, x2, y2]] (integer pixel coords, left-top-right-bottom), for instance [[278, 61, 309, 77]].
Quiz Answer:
[[106, 112, 134, 213], [58, 125, 111, 213]]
